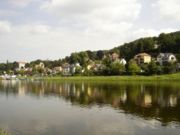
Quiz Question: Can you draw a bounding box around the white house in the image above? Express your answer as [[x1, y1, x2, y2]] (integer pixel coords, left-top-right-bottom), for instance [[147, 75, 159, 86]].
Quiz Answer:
[[119, 58, 127, 65], [157, 53, 177, 65], [35, 62, 45, 69], [53, 66, 62, 73], [17, 62, 26, 70]]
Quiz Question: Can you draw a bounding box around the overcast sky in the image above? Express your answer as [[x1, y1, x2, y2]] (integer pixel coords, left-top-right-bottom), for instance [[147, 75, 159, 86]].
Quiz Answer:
[[0, 0, 179, 62]]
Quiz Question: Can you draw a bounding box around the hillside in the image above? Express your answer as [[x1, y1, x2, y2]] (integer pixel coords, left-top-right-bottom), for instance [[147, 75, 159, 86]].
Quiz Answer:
[[0, 31, 180, 73], [65, 31, 180, 66]]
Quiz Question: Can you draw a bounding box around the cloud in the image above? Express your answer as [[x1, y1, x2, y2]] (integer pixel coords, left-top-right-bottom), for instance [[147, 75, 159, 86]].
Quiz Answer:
[[0, 21, 12, 34], [0, 10, 20, 17], [41, 0, 141, 34], [41, 0, 141, 20], [8, 0, 34, 8], [154, 0, 180, 21], [19, 24, 50, 34], [0, 0, 179, 62], [132, 28, 177, 39]]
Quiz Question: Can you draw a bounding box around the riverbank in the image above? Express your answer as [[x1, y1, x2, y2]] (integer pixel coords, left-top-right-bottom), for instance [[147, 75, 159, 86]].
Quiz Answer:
[[41, 73, 180, 82], [0, 129, 11, 135], [1, 73, 180, 82]]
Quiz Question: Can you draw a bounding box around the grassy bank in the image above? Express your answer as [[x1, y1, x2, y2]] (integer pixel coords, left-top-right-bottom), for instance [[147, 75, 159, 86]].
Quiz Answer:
[[0, 129, 11, 135], [40, 73, 180, 82]]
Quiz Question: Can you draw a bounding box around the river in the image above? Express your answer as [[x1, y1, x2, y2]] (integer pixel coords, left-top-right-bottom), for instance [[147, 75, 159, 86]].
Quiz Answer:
[[0, 80, 180, 135]]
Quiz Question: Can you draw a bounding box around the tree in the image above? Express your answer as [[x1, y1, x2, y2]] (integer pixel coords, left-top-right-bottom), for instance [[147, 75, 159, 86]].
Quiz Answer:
[[74, 66, 82, 75], [78, 52, 89, 67], [110, 62, 126, 75], [158, 33, 176, 52], [163, 62, 176, 74], [148, 61, 162, 75], [69, 53, 79, 64], [128, 60, 141, 75], [96, 50, 105, 60]]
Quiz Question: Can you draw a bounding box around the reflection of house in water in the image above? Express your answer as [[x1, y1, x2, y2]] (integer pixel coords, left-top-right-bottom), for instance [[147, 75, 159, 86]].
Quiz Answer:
[[87, 88, 92, 96], [81, 83, 85, 92], [18, 82, 26, 96], [120, 93, 127, 103], [169, 95, 177, 107], [143, 94, 152, 107]]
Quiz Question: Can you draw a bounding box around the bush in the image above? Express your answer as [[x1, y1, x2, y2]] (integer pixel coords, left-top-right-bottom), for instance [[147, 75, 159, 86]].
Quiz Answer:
[[110, 62, 126, 75], [127, 60, 141, 75]]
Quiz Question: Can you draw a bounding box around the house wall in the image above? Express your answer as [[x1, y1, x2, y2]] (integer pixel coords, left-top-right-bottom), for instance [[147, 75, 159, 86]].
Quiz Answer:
[[168, 55, 176, 62], [18, 63, 26, 69], [134, 55, 151, 64], [144, 56, 151, 64]]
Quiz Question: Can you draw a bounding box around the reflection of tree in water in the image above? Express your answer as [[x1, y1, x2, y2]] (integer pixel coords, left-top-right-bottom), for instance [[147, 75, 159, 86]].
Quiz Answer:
[[0, 80, 180, 125]]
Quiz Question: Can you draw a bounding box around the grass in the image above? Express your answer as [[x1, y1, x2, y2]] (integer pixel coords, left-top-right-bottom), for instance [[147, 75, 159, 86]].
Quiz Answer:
[[39, 73, 180, 82], [0, 129, 11, 135]]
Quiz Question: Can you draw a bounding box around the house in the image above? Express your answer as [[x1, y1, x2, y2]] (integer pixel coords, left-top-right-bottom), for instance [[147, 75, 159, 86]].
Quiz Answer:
[[62, 63, 71, 76], [134, 53, 151, 64], [45, 68, 53, 74], [87, 64, 93, 70], [110, 53, 119, 61], [176, 63, 180, 71], [35, 62, 45, 69], [86, 61, 95, 70], [119, 58, 127, 65], [157, 53, 177, 65], [92, 64, 105, 71], [53, 66, 62, 73], [70, 63, 81, 74], [113, 58, 127, 65], [17, 62, 26, 70]]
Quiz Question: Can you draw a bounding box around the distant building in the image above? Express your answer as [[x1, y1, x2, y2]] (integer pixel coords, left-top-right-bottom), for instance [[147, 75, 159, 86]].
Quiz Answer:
[[92, 64, 105, 71], [87, 64, 93, 70], [17, 62, 26, 70], [119, 58, 127, 65], [157, 53, 177, 65], [86, 61, 95, 70], [53, 66, 62, 73], [70, 63, 81, 74], [176, 63, 180, 71], [62, 63, 71, 76], [35, 62, 45, 69], [110, 53, 119, 61], [134, 53, 151, 64]]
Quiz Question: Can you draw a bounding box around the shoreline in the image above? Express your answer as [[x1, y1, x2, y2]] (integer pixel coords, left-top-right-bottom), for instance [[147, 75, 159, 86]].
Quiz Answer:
[[1, 73, 180, 82], [41, 73, 180, 82]]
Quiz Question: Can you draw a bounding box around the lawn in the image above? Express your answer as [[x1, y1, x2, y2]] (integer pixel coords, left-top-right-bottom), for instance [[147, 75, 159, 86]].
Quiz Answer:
[[41, 73, 180, 82]]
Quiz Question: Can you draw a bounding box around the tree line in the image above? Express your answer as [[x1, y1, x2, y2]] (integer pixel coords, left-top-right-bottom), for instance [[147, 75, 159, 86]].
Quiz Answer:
[[0, 31, 180, 76]]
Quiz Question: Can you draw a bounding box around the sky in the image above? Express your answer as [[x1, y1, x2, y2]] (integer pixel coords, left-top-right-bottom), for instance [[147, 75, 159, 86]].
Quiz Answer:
[[0, 0, 180, 62]]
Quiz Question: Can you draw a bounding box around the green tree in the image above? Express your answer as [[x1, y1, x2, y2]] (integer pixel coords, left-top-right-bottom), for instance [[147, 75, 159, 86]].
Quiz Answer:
[[75, 66, 82, 75], [163, 62, 176, 74], [70, 53, 79, 64], [96, 50, 105, 60], [148, 61, 162, 75], [78, 52, 89, 67], [110, 62, 126, 75], [128, 60, 141, 75]]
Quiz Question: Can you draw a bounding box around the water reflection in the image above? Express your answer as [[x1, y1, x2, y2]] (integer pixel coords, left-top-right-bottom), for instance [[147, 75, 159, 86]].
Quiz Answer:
[[0, 80, 180, 126]]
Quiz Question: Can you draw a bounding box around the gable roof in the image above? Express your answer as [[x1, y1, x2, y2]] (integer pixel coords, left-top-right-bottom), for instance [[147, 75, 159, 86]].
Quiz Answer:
[[134, 53, 151, 58], [158, 53, 175, 58]]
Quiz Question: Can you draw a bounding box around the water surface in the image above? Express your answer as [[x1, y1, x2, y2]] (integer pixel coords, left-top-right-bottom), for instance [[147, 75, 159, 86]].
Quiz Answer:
[[0, 80, 180, 135]]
